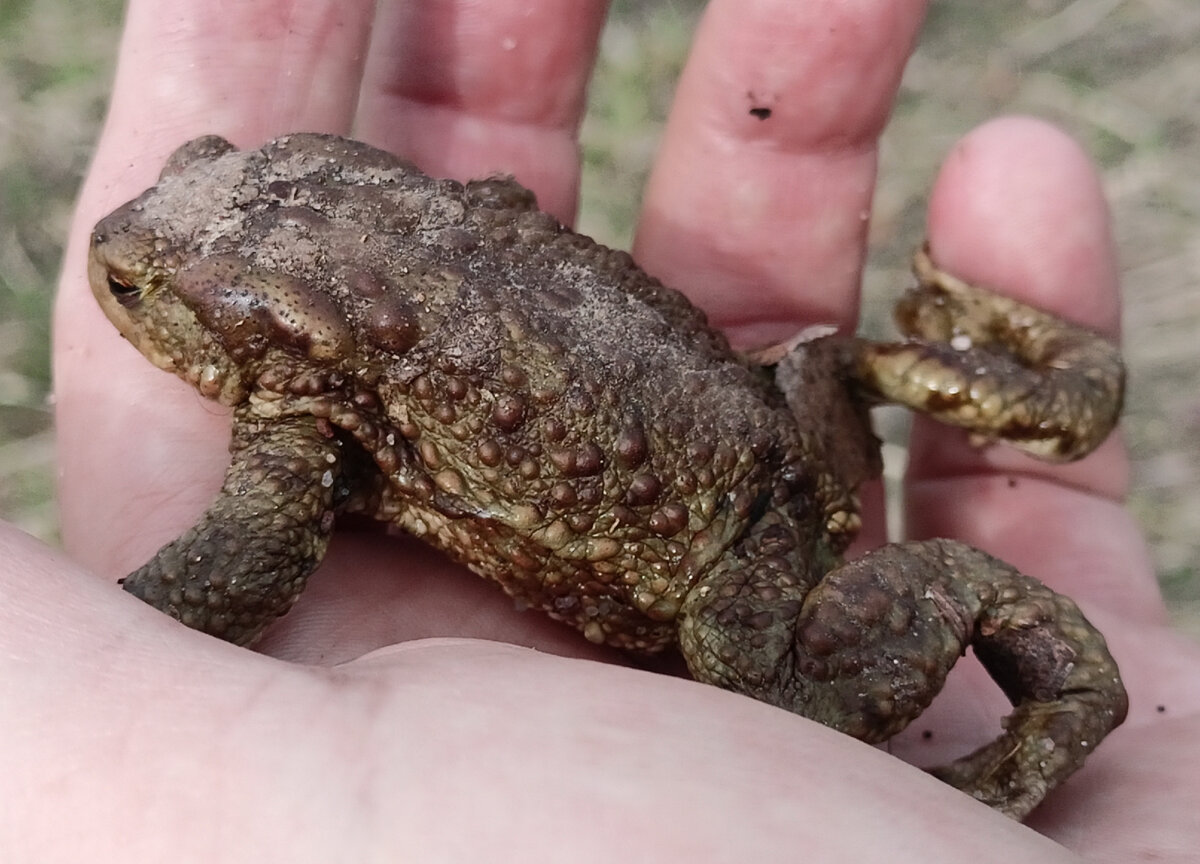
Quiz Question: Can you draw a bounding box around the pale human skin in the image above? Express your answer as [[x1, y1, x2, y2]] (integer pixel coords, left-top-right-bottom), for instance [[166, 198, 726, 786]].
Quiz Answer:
[[1, 0, 1196, 860]]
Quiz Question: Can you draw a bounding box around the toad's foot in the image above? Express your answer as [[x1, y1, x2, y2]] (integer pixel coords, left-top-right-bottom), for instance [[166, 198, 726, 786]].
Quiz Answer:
[[120, 414, 344, 645], [679, 533, 1127, 820], [853, 245, 1124, 462]]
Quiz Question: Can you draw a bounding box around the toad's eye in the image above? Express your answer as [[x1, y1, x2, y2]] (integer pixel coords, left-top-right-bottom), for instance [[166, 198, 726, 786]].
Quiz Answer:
[[106, 273, 143, 308]]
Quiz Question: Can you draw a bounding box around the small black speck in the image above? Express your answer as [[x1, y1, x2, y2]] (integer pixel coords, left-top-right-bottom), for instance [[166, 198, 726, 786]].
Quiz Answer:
[[921, 729, 933, 740], [749, 106, 772, 120], [1007, 476, 1018, 488], [1156, 704, 1167, 713]]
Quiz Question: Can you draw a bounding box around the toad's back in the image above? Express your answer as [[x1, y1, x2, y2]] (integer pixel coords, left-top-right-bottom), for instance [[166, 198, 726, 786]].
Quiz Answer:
[[99, 134, 814, 649]]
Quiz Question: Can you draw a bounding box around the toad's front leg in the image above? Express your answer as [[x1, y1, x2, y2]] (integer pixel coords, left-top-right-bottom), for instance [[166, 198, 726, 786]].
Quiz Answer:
[[120, 413, 345, 645], [679, 529, 1127, 820]]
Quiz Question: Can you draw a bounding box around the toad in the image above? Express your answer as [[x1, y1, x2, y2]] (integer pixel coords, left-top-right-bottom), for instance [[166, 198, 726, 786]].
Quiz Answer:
[[88, 133, 1127, 819]]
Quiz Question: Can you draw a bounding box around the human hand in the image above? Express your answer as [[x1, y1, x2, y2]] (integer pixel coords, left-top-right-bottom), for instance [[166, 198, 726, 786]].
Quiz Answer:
[[11, 0, 1197, 861]]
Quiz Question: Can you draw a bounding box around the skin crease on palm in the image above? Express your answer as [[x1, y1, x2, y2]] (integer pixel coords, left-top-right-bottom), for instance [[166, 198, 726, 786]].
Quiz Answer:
[[0, 0, 1192, 860]]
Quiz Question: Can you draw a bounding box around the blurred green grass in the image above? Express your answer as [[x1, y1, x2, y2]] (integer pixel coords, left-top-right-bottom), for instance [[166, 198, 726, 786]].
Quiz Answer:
[[0, 0, 126, 539], [2, 0, 1197, 634]]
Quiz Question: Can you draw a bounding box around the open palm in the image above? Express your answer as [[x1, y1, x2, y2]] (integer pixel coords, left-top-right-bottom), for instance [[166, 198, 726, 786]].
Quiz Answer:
[[6, 1, 1196, 861]]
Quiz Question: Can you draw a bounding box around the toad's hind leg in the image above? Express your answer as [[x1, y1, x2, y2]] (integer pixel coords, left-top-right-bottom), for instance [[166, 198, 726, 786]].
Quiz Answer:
[[852, 245, 1124, 462], [678, 534, 1127, 820], [120, 413, 347, 646]]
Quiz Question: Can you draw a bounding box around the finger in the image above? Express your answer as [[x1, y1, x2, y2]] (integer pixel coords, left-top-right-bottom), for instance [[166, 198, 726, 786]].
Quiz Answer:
[[356, 0, 609, 223], [927, 118, 1121, 333], [906, 116, 1163, 620], [55, 0, 377, 576], [634, 0, 927, 347], [90, 0, 376, 190]]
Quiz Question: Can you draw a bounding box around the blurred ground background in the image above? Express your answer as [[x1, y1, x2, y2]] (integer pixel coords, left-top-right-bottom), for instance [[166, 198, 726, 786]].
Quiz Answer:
[[1, 0, 1197, 635]]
